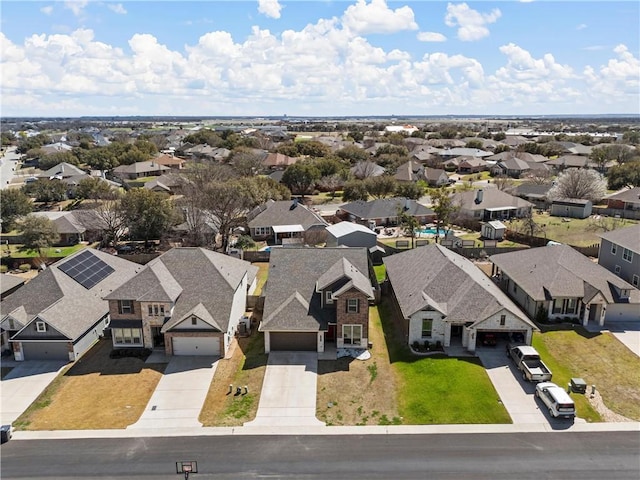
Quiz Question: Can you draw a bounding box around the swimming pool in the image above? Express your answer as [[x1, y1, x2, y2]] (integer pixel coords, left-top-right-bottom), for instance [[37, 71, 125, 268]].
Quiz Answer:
[[417, 228, 443, 235]]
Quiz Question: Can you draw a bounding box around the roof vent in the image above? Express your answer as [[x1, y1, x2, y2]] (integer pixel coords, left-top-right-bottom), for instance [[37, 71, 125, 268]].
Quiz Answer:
[[290, 198, 299, 210]]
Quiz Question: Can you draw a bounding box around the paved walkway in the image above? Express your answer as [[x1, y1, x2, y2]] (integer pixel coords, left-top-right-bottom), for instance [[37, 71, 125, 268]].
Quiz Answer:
[[0, 360, 68, 424], [127, 356, 218, 430], [244, 351, 324, 427], [476, 346, 549, 425]]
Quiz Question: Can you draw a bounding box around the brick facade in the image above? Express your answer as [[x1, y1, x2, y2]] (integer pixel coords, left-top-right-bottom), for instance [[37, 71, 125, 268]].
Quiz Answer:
[[335, 288, 369, 348]]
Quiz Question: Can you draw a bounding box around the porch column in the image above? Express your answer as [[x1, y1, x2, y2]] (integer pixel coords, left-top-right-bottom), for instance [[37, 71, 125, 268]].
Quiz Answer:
[[582, 302, 590, 327], [599, 305, 606, 327], [444, 323, 451, 347]]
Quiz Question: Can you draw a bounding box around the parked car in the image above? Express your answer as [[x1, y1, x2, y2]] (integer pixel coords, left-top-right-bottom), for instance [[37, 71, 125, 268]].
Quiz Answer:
[[507, 344, 553, 382], [480, 332, 497, 347], [535, 382, 576, 419]]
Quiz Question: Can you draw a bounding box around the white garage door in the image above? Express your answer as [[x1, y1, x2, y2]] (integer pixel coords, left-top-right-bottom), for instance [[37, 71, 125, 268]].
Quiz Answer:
[[172, 337, 220, 356]]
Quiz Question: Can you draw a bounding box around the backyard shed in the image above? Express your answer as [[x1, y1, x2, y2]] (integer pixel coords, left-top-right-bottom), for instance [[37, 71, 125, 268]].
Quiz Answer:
[[550, 198, 592, 219], [481, 220, 506, 240], [325, 221, 377, 248]]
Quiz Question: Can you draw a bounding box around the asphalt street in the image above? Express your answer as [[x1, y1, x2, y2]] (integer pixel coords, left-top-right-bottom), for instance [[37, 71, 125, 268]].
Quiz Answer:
[[1, 432, 639, 479]]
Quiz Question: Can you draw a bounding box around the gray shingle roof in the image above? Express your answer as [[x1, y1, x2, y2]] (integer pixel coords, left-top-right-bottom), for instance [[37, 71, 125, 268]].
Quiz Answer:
[[340, 197, 434, 220], [605, 187, 640, 205], [454, 188, 533, 211], [490, 245, 637, 303], [0, 274, 25, 296], [247, 200, 328, 230], [598, 224, 640, 254], [2, 248, 141, 341], [261, 247, 371, 331], [384, 244, 533, 328]]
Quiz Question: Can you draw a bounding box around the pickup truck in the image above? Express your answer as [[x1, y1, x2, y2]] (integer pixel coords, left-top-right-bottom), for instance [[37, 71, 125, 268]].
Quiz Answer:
[[507, 344, 553, 382]]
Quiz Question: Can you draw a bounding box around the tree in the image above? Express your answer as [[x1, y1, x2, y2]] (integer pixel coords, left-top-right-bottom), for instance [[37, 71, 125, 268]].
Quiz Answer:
[[16, 133, 51, 154], [493, 175, 515, 192], [23, 179, 68, 203], [234, 235, 256, 259], [547, 168, 607, 202], [589, 146, 610, 173], [622, 130, 640, 145], [73, 177, 112, 202], [296, 140, 331, 157], [493, 144, 510, 154], [342, 180, 369, 201], [281, 162, 321, 197], [398, 209, 419, 249], [336, 145, 369, 164], [395, 182, 425, 200], [318, 174, 343, 198], [524, 169, 554, 185], [230, 150, 264, 177], [493, 132, 506, 141], [38, 150, 80, 170], [429, 188, 459, 236], [90, 192, 126, 247], [238, 176, 291, 206], [607, 161, 640, 190], [315, 157, 348, 178], [465, 139, 484, 149], [364, 175, 397, 199], [513, 210, 546, 239], [0, 189, 33, 232], [120, 189, 174, 248], [19, 215, 60, 260]]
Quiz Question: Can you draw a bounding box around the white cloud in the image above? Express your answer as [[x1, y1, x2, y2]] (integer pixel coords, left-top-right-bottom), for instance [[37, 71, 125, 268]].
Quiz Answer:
[[444, 3, 501, 42], [258, 0, 282, 19], [107, 4, 127, 15], [342, 0, 418, 35], [40, 6, 54, 16], [417, 32, 447, 42], [64, 1, 88, 17], [576, 23, 587, 30], [584, 44, 640, 97]]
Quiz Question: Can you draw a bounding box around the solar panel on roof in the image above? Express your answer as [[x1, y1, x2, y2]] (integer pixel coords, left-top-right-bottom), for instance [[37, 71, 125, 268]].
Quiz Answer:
[[58, 250, 115, 289]]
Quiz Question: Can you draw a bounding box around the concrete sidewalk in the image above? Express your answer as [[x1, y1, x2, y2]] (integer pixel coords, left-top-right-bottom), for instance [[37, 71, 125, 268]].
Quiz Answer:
[[244, 351, 324, 427], [127, 356, 218, 430], [0, 360, 68, 425]]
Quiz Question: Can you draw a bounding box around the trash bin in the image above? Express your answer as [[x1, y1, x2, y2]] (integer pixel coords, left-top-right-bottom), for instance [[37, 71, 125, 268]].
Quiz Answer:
[[0, 425, 12, 443], [570, 378, 587, 394]]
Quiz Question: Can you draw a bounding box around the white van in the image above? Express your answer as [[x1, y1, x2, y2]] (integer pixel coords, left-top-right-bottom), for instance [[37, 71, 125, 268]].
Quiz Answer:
[[535, 382, 576, 418]]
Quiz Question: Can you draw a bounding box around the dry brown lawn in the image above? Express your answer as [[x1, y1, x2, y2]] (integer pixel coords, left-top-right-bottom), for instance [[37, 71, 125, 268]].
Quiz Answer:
[[199, 323, 268, 426], [13, 340, 165, 430], [317, 305, 400, 425]]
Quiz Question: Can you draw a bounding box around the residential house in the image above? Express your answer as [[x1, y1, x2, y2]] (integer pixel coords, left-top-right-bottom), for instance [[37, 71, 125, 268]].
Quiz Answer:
[[550, 198, 593, 219], [490, 245, 640, 326], [384, 244, 536, 353], [350, 161, 385, 180], [394, 160, 448, 187], [0, 248, 141, 361], [152, 153, 187, 170], [338, 197, 435, 228], [259, 247, 374, 353], [38, 162, 86, 180], [604, 187, 640, 219], [512, 183, 553, 210], [453, 188, 533, 222], [490, 156, 550, 179], [545, 155, 592, 171], [144, 173, 190, 195], [104, 248, 258, 357], [456, 157, 488, 174], [263, 152, 298, 169], [30, 210, 107, 245], [597, 224, 640, 288], [112, 160, 170, 180], [0, 274, 26, 353], [247, 199, 329, 245], [40, 142, 73, 155], [325, 221, 377, 249]]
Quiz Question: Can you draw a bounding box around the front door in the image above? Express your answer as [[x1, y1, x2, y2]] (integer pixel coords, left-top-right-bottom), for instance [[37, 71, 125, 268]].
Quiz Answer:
[[152, 326, 164, 348], [326, 324, 336, 342], [451, 325, 463, 337]]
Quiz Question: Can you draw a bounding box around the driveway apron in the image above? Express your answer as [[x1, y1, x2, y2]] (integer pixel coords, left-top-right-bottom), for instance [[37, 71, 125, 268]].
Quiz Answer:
[[245, 351, 324, 427], [608, 322, 640, 358], [0, 361, 68, 424], [476, 347, 549, 425], [128, 356, 218, 429]]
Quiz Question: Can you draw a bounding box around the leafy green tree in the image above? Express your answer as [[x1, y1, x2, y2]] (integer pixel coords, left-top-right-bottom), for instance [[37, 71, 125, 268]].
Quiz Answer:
[[0, 189, 33, 232], [120, 189, 174, 247], [375, 144, 408, 157], [275, 142, 300, 157], [133, 139, 158, 156], [16, 133, 51, 154], [365, 175, 397, 199], [493, 144, 510, 154], [314, 157, 348, 178], [607, 161, 640, 189], [73, 177, 113, 201], [622, 130, 640, 145], [237, 176, 291, 206], [23, 179, 68, 203], [398, 209, 419, 249], [342, 180, 369, 202], [384, 133, 406, 146], [348, 130, 364, 142], [465, 139, 484, 149], [19, 215, 60, 259], [119, 146, 151, 165], [296, 140, 331, 157], [493, 132, 506, 141], [1, 131, 16, 146], [336, 145, 369, 164], [37, 150, 80, 170], [395, 182, 425, 200], [430, 188, 459, 236], [234, 235, 256, 259], [182, 129, 223, 147], [590, 146, 610, 173], [281, 162, 321, 197]]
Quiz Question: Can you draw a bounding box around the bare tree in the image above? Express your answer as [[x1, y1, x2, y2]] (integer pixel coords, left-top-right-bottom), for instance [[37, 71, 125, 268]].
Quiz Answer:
[[231, 150, 265, 177], [199, 181, 252, 252], [493, 175, 515, 192], [91, 192, 126, 247], [547, 168, 607, 202], [318, 174, 343, 198], [524, 169, 554, 185], [513, 210, 546, 239]]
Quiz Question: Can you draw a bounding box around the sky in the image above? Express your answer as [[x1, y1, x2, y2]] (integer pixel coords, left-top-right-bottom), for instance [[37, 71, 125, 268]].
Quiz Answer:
[[1, 0, 639, 117]]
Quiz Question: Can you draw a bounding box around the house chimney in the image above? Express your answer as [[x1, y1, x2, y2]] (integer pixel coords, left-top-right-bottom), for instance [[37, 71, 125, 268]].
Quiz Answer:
[[475, 189, 484, 204], [290, 198, 299, 210]]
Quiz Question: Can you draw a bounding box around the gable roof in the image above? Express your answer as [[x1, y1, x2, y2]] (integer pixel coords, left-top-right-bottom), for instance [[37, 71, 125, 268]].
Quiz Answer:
[[605, 187, 640, 205], [326, 221, 376, 238], [490, 245, 637, 304], [39, 162, 86, 179], [454, 188, 533, 211], [112, 160, 170, 175], [261, 247, 371, 331], [598, 224, 640, 254], [2, 248, 141, 341], [384, 244, 534, 328], [247, 200, 328, 230], [263, 152, 298, 168], [340, 197, 434, 220], [1, 274, 26, 296]]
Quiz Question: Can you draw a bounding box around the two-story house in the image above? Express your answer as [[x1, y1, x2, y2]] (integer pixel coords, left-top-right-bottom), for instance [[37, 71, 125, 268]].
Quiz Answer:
[[104, 248, 258, 357], [598, 224, 640, 288], [259, 247, 375, 354]]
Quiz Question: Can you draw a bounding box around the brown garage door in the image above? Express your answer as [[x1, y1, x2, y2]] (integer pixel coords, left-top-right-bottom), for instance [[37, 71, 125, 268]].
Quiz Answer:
[[270, 332, 317, 351]]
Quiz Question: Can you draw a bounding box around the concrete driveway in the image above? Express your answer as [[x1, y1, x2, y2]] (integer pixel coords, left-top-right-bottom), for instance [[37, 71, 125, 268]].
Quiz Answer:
[[0, 360, 68, 424], [607, 322, 640, 358], [128, 356, 218, 429], [476, 346, 548, 424], [245, 351, 324, 427]]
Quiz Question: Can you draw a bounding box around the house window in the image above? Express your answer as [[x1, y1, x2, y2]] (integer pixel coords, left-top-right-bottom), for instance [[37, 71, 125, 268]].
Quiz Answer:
[[159, 305, 165, 316], [325, 290, 333, 305], [620, 289, 630, 299], [611, 244, 617, 255], [113, 328, 142, 346], [191, 317, 198, 325], [615, 265, 621, 274], [254, 227, 270, 236], [552, 299, 563, 314], [148, 305, 153, 316], [566, 298, 577, 315], [552, 298, 578, 315], [343, 325, 362, 346], [421, 319, 432, 337], [118, 300, 133, 314], [346, 298, 359, 314], [35, 321, 47, 333], [633, 275, 639, 287], [153, 305, 159, 316], [622, 248, 633, 263], [500, 315, 506, 326]]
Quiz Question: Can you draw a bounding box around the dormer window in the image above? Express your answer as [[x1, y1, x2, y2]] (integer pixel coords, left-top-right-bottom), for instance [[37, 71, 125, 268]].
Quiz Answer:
[[36, 321, 47, 333], [325, 290, 333, 305], [191, 316, 198, 325]]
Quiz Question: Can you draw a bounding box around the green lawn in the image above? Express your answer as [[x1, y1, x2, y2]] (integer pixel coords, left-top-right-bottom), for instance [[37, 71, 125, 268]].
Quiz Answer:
[[533, 327, 640, 422], [373, 264, 386, 283], [533, 212, 637, 247], [379, 300, 511, 424], [4, 243, 93, 259]]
